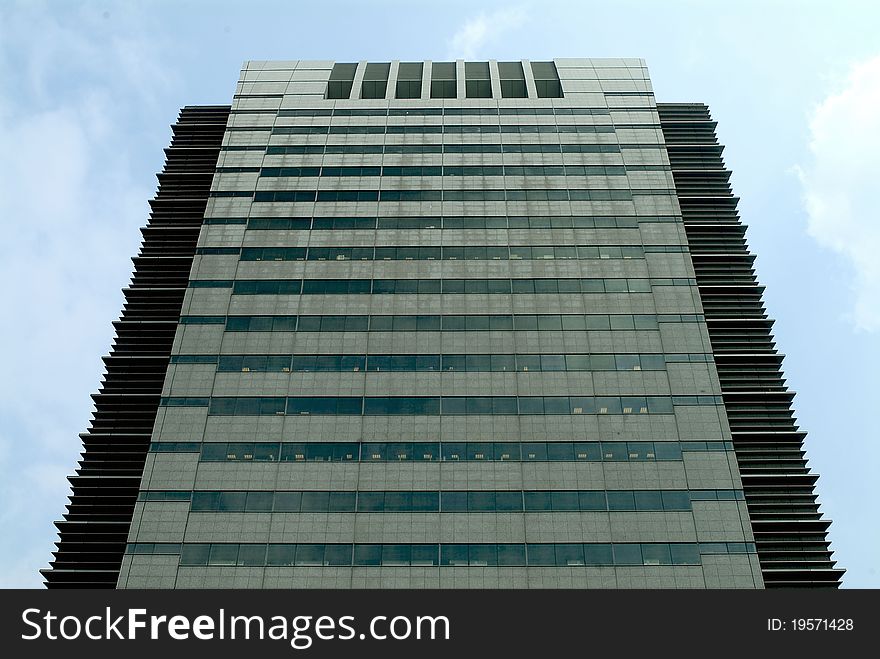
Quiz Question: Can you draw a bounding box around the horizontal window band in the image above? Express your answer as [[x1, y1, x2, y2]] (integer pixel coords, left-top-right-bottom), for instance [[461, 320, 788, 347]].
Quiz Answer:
[[158, 395, 723, 415], [210, 191, 253, 198], [195, 246, 689, 258], [222, 143, 669, 155], [197, 245, 689, 260], [171, 355, 222, 363], [258, 166, 628, 179], [246, 164, 670, 177], [136, 491, 192, 502], [126, 541, 756, 566], [160, 397, 210, 407], [203, 217, 248, 225], [271, 124, 617, 135], [228, 106, 659, 117], [148, 439, 734, 461], [186, 278, 697, 295], [241, 215, 677, 230], [194, 352, 678, 373], [242, 189, 636, 202], [271, 107, 614, 117], [137, 488, 743, 513], [268, 108, 616, 117], [175, 312, 706, 331], [179, 316, 228, 325], [188, 280, 233, 288], [175, 352, 712, 369], [150, 442, 204, 453], [193, 244, 689, 261], [196, 247, 242, 255]]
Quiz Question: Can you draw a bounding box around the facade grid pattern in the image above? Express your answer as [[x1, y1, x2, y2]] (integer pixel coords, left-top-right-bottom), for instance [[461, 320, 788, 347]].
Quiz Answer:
[[46, 59, 836, 590]]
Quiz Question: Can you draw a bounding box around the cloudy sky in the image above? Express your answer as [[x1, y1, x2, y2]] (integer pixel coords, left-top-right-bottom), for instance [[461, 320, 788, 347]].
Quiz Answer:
[[1, 0, 877, 587]]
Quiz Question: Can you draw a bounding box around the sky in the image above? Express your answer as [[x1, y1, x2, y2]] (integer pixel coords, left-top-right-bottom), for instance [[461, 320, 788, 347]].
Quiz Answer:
[[0, 0, 878, 588]]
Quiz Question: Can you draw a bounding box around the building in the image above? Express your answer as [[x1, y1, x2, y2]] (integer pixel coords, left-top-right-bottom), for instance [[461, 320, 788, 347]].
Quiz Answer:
[[42, 59, 843, 589]]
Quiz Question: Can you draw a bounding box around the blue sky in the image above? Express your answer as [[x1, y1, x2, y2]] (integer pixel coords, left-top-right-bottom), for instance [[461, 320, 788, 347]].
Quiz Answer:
[[1, 0, 877, 588]]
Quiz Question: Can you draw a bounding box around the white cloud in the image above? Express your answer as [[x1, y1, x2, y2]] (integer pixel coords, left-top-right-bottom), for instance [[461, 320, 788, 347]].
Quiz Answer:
[[798, 54, 880, 331], [447, 6, 528, 60]]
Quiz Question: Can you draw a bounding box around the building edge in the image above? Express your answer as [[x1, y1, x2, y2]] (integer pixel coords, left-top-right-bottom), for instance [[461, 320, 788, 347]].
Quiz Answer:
[[41, 106, 231, 588], [658, 102, 844, 587]]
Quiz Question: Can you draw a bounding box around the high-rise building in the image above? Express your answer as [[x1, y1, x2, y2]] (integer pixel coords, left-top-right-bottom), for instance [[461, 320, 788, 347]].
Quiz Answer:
[[43, 59, 843, 589]]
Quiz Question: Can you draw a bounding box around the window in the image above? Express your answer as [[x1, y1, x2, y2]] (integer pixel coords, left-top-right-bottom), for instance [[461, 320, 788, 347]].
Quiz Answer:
[[498, 61, 527, 98], [526, 544, 556, 566], [671, 544, 701, 565], [530, 61, 563, 97], [326, 62, 357, 99], [325, 545, 353, 566], [179, 544, 210, 566], [267, 544, 296, 567], [430, 62, 456, 98], [361, 62, 390, 99], [396, 62, 423, 99], [464, 61, 491, 98], [295, 544, 326, 566], [583, 544, 614, 566], [274, 492, 302, 512], [245, 492, 274, 512]]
